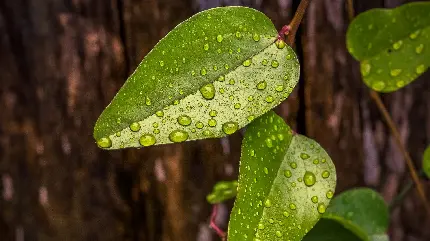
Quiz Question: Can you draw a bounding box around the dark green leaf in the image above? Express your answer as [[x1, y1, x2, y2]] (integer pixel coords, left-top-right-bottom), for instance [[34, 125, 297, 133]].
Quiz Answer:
[[323, 188, 389, 241], [228, 111, 336, 241], [423, 145, 430, 179], [303, 219, 362, 241], [347, 2, 430, 92], [206, 180, 238, 204], [94, 7, 299, 149]]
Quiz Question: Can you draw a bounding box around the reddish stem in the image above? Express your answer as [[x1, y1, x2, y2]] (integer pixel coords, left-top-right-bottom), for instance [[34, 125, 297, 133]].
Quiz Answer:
[[210, 204, 226, 239], [277, 25, 291, 41]]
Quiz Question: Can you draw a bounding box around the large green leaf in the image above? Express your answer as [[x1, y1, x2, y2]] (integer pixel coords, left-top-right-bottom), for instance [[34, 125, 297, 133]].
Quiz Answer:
[[228, 111, 336, 241], [206, 180, 238, 204], [347, 2, 430, 92], [322, 188, 389, 241], [423, 145, 430, 179], [94, 7, 299, 149], [303, 219, 362, 241]]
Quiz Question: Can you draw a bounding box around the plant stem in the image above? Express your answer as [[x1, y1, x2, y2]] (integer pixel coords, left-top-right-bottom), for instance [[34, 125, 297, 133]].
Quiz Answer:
[[370, 91, 430, 214], [346, 0, 430, 215], [286, 0, 312, 46], [210, 204, 226, 240], [389, 170, 426, 210]]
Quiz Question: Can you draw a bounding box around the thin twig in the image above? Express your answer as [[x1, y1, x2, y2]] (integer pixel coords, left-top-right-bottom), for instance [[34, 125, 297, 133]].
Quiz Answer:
[[210, 204, 226, 240], [346, 0, 430, 215], [370, 91, 430, 214], [286, 0, 311, 46], [390, 170, 427, 210]]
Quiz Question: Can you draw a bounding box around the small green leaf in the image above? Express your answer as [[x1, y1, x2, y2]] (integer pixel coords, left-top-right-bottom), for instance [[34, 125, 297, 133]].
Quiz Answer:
[[94, 7, 299, 149], [423, 145, 430, 179], [206, 180, 238, 204], [347, 2, 430, 92], [323, 188, 389, 241], [303, 219, 362, 241], [228, 111, 336, 241]]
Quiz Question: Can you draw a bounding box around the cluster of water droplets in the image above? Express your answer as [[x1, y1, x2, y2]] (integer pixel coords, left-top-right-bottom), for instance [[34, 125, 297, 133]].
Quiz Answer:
[[360, 28, 428, 91], [97, 22, 299, 149], [229, 114, 335, 241]]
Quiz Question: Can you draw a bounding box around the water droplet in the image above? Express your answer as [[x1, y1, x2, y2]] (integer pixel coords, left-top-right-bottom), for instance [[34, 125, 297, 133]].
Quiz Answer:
[[224, 64, 229, 70], [409, 30, 420, 39], [262, 59, 268, 66], [248, 95, 254, 101], [290, 162, 297, 169], [253, 33, 260, 42], [169, 130, 189, 143], [258, 223, 265, 230], [416, 64, 426, 74], [396, 80, 405, 88], [321, 159, 326, 163], [265, 138, 273, 148], [275, 85, 284, 92], [152, 122, 159, 128], [130, 122, 141, 132], [313, 159, 319, 164], [243, 59, 252, 67], [156, 110, 164, 117], [271, 60, 279, 68], [218, 75, 225, 82], [416, 44, 424, 54], [326, 190, 334, 199], [203, 130, 212, 136], [177, 115, 191, 126], [115, 132, 121, 137], [393, 40, 403, 50], [322, 170, 330, 179], [195, 122, 204, 129], [284, 170, 292, 178], [264, 199, 272, 207], [97, 137, 112, 148], [201, 68, 207, 76], [311, 196, 318, 203], [317, 203, 326, 214], [264, 167, 269, 174], [276, 231, 282, 237], [265, 96, 274, 103], [209, 110, 217, 117], [153, 129, 160, 134], [234, 103, 241, 109], [300, 153, 310, 160], [247, 115, 255, 121], [390, 69, 402, 77], [289, 203, 296, 210], [216, 35, 223, 43], [222, 122, 239, 135], [257, 81, 267, 90], [159, 60, 165, 67], [139, 134, 156, 146], [304, 171, 316, 187], [229, 79, 235, 85], [276, 39, 286, 49], [283, 211, 290, 217], [204, 43, 209, 51], [208, 118, 217, 127], [145, 97, 152, 106], [371, 81, 385, 91], [200, 83, 215, 100], [213, 65, 217, 71], [361, 62, 371, 77], [235, 31, 242, 38]]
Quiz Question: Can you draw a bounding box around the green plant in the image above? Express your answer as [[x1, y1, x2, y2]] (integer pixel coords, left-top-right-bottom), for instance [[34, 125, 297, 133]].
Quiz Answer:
[[94, 1, 430, 240]]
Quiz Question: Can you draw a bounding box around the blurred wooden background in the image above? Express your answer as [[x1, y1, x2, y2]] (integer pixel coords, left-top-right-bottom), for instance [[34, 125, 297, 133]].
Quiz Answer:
[[1, 0, 429, 240]]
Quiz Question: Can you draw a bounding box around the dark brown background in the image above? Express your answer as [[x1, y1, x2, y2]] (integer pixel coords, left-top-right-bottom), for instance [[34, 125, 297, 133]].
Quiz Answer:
[[1, 0, 429, 240]]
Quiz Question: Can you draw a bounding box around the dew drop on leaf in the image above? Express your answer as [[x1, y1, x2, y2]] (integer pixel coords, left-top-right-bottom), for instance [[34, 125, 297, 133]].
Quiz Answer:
[[222, 121, 239, 135], [177, 115, 192, 126], [97, 137, 112, 148], [271, 60, 279, 68], [208, 118, 217, 127], [216, 34, 223, 43], [264, 167, 269, 174], [129, 122, 141, 132], [390, 69, 402, 77], [416, 64, 426, 74], [169, 130, 189, 143], [322, 170, 330, 178], [290, 162, 297, 169], [392, 40, 403, 50], [284, 169, 292, 178], [265, 96, 274, 103], [317, 203, 326, 214], [361, 62, 371, 77], [289, 203, 297, 210], [372, 81, 386, 91], [326, 190, 334, 199], [304, 171, 316, 187], [253, 33, 260, 42], [264, 199, 272, 207], [199, 83, 215, 100], [300, 153, 310, 160], [243, 59, 252, 67], [209, 110, 217, 117], [195, 121, 204, 129], [155, 110, 164, 117], [256, 81, 267, 90], [139, 134, 156, 147], [204, 43, 209, 51], [200, 68, 207, 76], [275, 39, 286, 49], [311, 196, 318, 203], [415, 44, 424, 54]]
